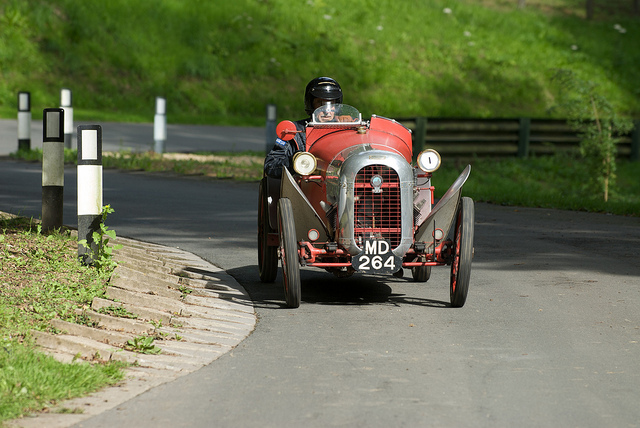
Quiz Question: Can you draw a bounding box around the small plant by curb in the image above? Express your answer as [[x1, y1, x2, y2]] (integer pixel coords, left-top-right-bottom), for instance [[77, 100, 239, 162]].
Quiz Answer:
[[97, 305, 138, 319], [125, 336, 162, 355], [178, 285, 193, 298], [78, 205, 123, 271]]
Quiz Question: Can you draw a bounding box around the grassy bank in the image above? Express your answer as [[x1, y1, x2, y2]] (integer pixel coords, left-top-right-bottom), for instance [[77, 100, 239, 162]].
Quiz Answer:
[[0, 215, 125, 422], [1, 0, 639, 125], [435, 155, 640, 216]]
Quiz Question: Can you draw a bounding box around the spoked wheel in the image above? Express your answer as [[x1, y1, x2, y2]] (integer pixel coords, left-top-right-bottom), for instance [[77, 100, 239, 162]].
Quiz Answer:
[[277, 198, 301, 308], [450, 197, 474, 308], [411, 265, 431, 282], [258, 179, 278, 283]]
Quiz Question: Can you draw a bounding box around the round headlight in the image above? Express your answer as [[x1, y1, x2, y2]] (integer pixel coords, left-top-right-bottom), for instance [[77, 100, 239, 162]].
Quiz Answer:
[[293, 152, 317, 175], [433, 228, 445, 241], [417, 149, 441, 172]]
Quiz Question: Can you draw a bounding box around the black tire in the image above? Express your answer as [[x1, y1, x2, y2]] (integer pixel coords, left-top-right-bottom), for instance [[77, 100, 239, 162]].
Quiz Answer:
[[450, 197, 474, 308], [258, 180, 278, 283], [278, 198, 301, 308], [411, 265, 431, 282]]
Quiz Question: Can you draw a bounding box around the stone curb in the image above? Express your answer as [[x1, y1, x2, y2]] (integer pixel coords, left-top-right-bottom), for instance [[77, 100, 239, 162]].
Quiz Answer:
[[11, 236, 256, 428]]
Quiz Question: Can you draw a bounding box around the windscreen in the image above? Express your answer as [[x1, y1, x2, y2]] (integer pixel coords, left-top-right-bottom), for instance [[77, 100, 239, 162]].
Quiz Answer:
[[309, 104, 362, 127]]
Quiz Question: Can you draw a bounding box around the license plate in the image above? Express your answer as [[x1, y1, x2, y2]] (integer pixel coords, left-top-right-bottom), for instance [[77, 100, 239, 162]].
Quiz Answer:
[[352, 239, 402, 274]]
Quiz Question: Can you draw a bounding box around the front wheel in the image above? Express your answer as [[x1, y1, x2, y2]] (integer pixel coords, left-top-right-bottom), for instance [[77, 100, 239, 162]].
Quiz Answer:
[[278, 198, 301, 308], [450, 197, 474, 308]]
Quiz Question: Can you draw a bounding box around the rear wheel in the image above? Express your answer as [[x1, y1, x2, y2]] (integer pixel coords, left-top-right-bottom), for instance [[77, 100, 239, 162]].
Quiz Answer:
[[411, 265, 431, 282], [258, 179, 277, 283], [450, 197, 474, 308], [278, 198, 301, 308]]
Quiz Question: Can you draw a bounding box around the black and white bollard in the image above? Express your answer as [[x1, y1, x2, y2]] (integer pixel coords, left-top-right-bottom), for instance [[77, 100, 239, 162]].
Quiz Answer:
[[17, 91, 31, 151], [60, 88, 74, 149], [42, 108, 65, 232], [265, 104, 277, 154], [77, 125, 103, 265], [153, 97, 166, 153]]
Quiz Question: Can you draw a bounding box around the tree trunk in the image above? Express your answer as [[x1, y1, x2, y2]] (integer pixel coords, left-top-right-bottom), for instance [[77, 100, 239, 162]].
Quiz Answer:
[[586, 0, 594, 19]]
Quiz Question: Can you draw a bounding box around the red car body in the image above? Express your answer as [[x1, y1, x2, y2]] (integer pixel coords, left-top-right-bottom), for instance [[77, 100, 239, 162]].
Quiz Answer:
[[258, 104, 474, 308]]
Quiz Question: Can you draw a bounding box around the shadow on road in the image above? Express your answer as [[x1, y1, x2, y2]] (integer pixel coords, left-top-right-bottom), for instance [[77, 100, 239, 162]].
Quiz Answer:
[[227, 265, 450, 309]]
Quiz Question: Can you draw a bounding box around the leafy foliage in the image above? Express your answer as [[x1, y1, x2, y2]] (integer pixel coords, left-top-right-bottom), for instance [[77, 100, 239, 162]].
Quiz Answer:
[[551, 69, 633, 201], [125, 336, 162, 355], [78, 205, 123, 271]]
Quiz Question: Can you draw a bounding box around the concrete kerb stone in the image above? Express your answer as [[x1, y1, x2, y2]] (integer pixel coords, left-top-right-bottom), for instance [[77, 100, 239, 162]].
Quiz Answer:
[[13, 236, 256, 428], [91, 297, 174, 325], [74, 308, 156, 335]]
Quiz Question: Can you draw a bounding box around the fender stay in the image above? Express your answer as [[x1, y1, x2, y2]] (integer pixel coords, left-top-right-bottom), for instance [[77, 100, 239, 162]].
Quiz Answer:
[[281, 168, 331, 242], [415, 165, 471, 249]]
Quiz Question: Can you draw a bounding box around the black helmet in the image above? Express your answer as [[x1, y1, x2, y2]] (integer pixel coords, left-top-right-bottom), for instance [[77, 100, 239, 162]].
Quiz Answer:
[[304, 77, 343, 115]]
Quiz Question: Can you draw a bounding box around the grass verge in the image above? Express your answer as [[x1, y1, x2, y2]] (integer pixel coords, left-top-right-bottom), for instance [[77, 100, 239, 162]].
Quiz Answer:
[[0, 214, 125, 423], [10, 149, 640, 216], [11, 149, 265, 181], [434, 153, 640, 216]]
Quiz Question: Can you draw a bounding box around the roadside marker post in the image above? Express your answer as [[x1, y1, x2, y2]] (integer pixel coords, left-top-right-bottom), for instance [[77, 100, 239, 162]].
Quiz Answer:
[[17, 91, 31, 151], [60, 88, 74, 149], [42, 108, 65, 232], [154, 97, 166, 153], [266, 104, 277, 155], [77, 125, 103, 265]]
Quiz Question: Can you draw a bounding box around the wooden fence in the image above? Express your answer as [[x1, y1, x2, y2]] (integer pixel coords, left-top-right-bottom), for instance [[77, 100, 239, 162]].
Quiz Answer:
[[398, 117, 640, 161]]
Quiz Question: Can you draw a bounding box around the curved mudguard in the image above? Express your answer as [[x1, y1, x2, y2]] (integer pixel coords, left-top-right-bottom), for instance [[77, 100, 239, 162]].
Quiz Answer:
[[414, 165, 471, 249], [265, 176, 281, 231], [281, 168, 331, 242]]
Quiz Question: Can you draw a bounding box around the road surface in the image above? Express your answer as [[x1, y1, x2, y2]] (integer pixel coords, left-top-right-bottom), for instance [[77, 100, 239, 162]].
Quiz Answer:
[[1, 118, 639, 427]]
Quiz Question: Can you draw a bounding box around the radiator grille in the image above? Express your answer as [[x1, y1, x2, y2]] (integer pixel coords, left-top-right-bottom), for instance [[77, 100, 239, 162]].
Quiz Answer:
[[353, 165, 402, 248]]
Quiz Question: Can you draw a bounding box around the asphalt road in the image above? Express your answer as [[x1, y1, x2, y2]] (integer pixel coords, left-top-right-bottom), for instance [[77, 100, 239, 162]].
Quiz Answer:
[[1, 118, 639, 427], [0, 118, 266, 155]]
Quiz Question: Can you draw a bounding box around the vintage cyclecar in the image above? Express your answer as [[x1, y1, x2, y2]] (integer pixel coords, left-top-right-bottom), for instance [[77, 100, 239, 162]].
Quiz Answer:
[[258, 104, 474, 308]]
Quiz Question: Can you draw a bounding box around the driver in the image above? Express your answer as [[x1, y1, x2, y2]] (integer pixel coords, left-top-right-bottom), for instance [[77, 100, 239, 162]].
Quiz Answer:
[[264, 76, 343, 178], [315, 103, 336, 123]]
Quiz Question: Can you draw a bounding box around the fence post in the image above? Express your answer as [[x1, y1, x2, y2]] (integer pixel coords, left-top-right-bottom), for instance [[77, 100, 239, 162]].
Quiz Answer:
[[154, 97, 167, 153], [60, 88, 74, 149], [413, 117, 427, 161], [265, 104, 277, 154], [518, 117, 531, 158], [17, 91, 31, 151], [77, 125, 103, 265], [42, 108, 65, 232], [631, 120, 640, 162]]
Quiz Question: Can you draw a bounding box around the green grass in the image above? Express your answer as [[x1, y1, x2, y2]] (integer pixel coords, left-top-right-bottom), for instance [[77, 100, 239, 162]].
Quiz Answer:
[[0, 218, 111, 338], [434, 154, 640, 216], [0, 343, 126, 421], [1, 0, 639, 125], [0, 215, 125, 422]]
